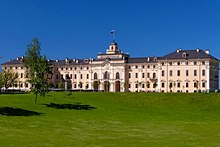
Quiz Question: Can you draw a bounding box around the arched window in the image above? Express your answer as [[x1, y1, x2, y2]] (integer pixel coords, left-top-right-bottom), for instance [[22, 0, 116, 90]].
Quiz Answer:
[[104, 71, 109, 79], [116, 72, 120, 79], [94, 73, 98, 79]]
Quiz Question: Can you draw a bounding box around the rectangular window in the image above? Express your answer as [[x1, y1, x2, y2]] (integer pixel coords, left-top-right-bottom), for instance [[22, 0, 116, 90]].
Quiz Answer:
[[147, 73, 150, 78], [142, 73, 145, 78], [61, 74, 63, 79], [186, 83, 189, 88], [21, 73, 23, 78], [202, 70, 205, 76], [129, 84, 131, 88], [177, 70, 180, 76], [162, 70, 165, 76], [186, 70, 189, 76], [177, 83, 180, 88], [70, 74, 72, 79], [169, 70, 172, 76], [56, 74, 58, 79], [129, 73, 131, 78], [194, 70, 197, 76], [135, 73, 138, 78], [142, 84, 145, 88], [162, 83, 165, 88], [135, 84, 138, 88], [87, 74, 89, 79], [74, 74, 77, 79], [81, 74, 83, 79], [202, 82, 206, 88]]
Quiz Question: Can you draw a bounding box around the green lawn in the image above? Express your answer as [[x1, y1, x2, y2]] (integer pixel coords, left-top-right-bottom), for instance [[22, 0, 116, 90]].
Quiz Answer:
[[0, 92, 220, 146]]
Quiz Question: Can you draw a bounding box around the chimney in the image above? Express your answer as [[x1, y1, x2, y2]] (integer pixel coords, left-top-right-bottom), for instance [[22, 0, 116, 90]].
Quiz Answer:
[[205, 49, 210, 54]]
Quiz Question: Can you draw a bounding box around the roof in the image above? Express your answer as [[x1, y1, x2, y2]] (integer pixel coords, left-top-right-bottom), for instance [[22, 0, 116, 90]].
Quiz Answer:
[[128, 57, 161, 63], [161, 49, 218, 60]]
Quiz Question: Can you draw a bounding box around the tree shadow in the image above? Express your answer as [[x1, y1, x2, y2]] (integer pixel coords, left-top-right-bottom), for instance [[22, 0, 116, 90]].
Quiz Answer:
[[44, 103, 96, 110], [0, 107, 43, 116]]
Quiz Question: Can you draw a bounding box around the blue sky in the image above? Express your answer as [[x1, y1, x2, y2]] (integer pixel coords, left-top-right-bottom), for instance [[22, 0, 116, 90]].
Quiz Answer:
[[1, 0, 220, 66]]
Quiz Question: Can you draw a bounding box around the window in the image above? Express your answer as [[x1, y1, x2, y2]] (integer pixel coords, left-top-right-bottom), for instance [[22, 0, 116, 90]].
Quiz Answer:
[[194, 61, 197, 65], [128, 66, 131, 69], [74, 84, 77, 88], [186, 83, 189, 88], [129, 84, 131, 88], [94, 73, 98, 79], [169, 62, 172, 66], [61, 74, 63, 79], [185, 61, 188, 65], [20, 83, 23, 88], [25, 83, 28, 88], [142, 73, 145, 78], [162, 83, 165, 88], [74, 67, 77, 70], [162, 70, 165, 76], [21, 66, 23, 69], [142, 84, 145, 88], [194, 70, 197, 76], [129, 73, 131, 78], [87, 74, 89, 79], [202, 82, 206, 88], [135, 73, 138, 78], [177, 70, 180, 76], [202, 61, 205, 65], [135, 84, 138, 88], [135, 66, 138, 69], [153, 73, 156, 78], [147, 83, 150, 88], [147, 73, 150, 78], [186, 70, 189, 76], [162, 62, 164, 66], [21, 73, 23, 78], [153, 65, 156, 68], [177, 62, 180, 65], [70, 74, 72, 79], [74, 74, 77, 79], [80, 74, 83, 79], [202, 70, 205, 76], [116, 72, 120, 79], [56, 74, 58, 79], [169, 70, 172, 76], [104, 71, 109, 79], [177, 83, 180, 88], [87, 67, 89, 70], [66, 67, 68, 70], [61, 67, 63, 70], [147, 65, 150, 68], [142, 65, 145, 69], [70, 67, 72, 70], [81, 67, 83, 70], [194, 82, 198, 88]]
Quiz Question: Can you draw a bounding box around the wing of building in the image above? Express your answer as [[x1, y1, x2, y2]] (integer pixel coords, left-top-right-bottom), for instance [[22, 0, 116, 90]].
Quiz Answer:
[[1, 42, 219, 93]]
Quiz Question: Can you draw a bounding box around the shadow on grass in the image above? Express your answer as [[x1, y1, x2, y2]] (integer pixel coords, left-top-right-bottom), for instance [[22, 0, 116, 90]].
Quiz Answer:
[[44, 103, 96, 110], [0, 107, 43, 116]]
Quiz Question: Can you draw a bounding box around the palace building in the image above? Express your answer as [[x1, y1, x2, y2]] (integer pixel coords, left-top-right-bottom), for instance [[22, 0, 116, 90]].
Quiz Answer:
[[1, 41, 219, 93]]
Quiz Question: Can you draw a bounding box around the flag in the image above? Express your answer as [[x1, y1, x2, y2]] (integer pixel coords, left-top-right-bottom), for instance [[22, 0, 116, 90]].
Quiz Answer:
[[110, 30, 114, 35]]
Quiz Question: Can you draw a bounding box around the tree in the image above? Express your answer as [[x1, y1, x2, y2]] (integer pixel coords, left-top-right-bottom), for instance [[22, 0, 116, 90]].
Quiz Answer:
[[1, 69, 18, 90], [58, 81, 64, 89], [0, 72, 3, 90], [24, 38, 50, 104]]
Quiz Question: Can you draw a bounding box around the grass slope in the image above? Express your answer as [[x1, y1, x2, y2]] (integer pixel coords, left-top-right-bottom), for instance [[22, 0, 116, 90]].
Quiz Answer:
[[0, 92, 220, 146]]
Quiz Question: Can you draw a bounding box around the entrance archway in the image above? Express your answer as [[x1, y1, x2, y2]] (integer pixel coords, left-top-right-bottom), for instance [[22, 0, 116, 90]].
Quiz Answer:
[[115, 81, 120, 92], [93, 81, 99, 91], [104, 81, 110, 92]]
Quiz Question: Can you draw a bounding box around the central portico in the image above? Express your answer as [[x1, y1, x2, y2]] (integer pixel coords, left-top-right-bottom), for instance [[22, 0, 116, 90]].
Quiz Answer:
[[91, 41, 129, 92]]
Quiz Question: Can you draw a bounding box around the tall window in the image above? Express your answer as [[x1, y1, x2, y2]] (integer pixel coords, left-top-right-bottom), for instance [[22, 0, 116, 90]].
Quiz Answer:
[[104, 71, 109, 79], [135, 73, 138, 78], [177, 82, 180, 88], [186, 82, 189, 88], [202, 82, 206, 88], [162, 83, 165, 88], [194, 70, 197, 76], [74, 74, 77, 79], [147, 73, 150, 78], [153, 73, 156, 78], [177, 70, 180, 76], [142, 73, 145, 78], [186, 70, 189, 76], [129, 73, 131, 78], [202, 70, 205, 76], [169, 70, 172, 76], [87, 74, 89, 79], [116, 72, 120, 79], [94, 73, 98, 79], [162, 70, 165, 76], [80, 74, 83, 79]]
